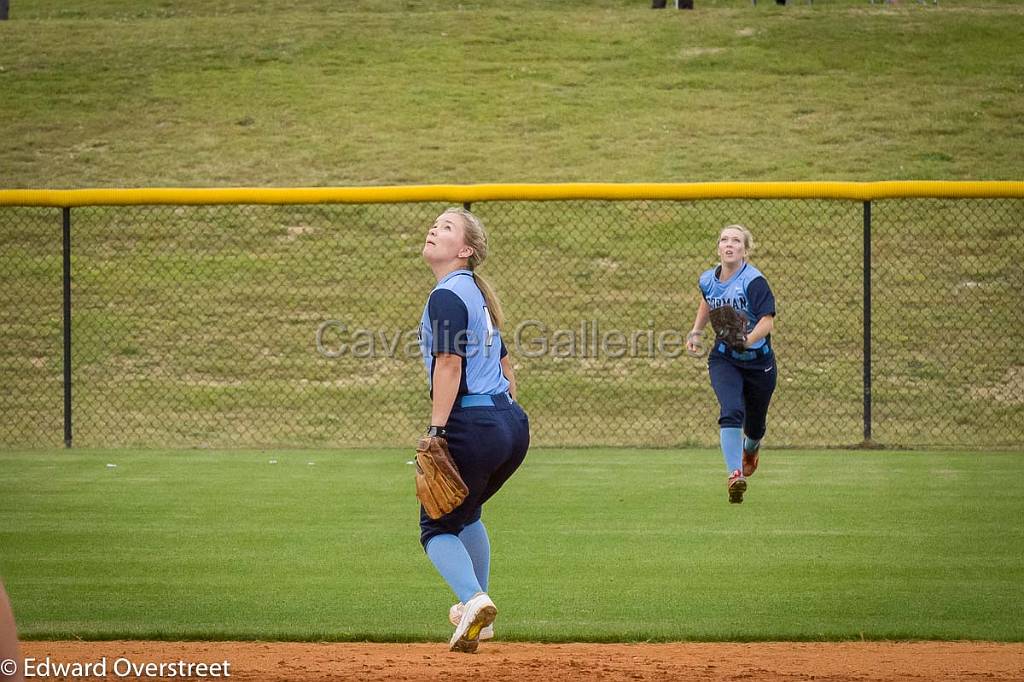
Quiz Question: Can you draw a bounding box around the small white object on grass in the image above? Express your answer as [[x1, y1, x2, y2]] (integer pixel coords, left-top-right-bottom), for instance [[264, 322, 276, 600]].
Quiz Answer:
[[268, 459, 278, 464], [106, 463, 117, 468]]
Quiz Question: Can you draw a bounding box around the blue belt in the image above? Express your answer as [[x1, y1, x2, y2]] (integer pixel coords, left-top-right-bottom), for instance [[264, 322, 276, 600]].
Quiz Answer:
[[716, 342, 772, 362], [459, 392, 513, 408]]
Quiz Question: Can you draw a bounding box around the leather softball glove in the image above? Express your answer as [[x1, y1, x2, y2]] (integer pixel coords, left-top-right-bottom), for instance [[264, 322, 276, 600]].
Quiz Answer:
[[708, 305, 749, 349], [415, 435, 468, 520]]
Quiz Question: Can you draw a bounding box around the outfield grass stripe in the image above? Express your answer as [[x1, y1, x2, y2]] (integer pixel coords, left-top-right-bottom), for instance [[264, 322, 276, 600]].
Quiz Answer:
[[1, 449, 1021, 642]]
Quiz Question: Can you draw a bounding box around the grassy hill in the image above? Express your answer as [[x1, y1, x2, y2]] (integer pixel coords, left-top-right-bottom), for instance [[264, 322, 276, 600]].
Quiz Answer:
[[1, 1, 1022, 187], [0, 1, 1021, 449]]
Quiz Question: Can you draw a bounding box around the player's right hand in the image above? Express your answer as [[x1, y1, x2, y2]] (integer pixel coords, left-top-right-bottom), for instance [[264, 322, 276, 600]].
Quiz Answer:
[[686, 330, 704, 356]]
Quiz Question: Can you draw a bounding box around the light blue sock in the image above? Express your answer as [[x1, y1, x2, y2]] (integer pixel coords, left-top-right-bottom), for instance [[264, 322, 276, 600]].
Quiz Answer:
[[458, 520, 491, 592], [425, 534, 482, 604], [743, 435, 761, 453], [720, 427, 743, 474]]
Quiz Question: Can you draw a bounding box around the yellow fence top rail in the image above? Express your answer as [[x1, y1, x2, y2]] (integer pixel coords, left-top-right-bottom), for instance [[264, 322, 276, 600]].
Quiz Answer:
[[1, 182, 1023, 207]]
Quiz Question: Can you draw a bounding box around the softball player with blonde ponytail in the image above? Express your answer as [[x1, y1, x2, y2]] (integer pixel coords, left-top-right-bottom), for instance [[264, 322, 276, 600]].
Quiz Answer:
[[686, 224, 778, 504], [418, 208, 530, 652]]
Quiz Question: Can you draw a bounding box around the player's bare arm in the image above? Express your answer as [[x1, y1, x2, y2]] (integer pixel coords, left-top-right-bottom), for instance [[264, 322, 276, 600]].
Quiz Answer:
[[430, 353, 461, 427], [687, 298, 711, 354], [743, 314, 775, 348]]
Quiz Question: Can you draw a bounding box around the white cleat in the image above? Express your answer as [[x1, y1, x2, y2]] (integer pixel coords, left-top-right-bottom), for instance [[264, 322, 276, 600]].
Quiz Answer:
[[448, 592, 497, 653], [449, 602, 494, 641]]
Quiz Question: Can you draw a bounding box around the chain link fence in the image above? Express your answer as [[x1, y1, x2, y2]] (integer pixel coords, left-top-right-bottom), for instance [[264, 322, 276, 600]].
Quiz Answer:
[[1, 194, 1021, 449]]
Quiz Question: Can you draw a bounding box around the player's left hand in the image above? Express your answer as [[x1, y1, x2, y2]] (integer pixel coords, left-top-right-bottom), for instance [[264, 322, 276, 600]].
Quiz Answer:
[[708, 305, 748, 349], [415, 435, 468, 520]]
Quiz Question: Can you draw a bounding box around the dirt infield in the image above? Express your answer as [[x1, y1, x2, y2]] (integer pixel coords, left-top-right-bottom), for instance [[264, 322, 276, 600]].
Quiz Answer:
[[18, 641, 1024, 681]]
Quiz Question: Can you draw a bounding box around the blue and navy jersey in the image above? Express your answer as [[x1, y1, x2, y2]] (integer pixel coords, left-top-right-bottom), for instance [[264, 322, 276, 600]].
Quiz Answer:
[[699, 261, 776, 351], [419, 269, 510, 396]]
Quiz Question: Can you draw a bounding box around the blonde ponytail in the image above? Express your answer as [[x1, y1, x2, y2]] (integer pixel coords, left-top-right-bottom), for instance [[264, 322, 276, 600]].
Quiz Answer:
[[472, 271, 505, 330], [444, 207, 505, 330]]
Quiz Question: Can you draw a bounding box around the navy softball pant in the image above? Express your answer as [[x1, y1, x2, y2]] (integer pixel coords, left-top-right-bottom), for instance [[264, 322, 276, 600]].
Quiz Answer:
[[708, 352, 777, 440], [419, 393, 530, 548]]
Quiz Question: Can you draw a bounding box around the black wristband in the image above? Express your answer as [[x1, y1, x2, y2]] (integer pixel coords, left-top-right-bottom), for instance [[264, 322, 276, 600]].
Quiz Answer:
[[426, 425, 448, 437]]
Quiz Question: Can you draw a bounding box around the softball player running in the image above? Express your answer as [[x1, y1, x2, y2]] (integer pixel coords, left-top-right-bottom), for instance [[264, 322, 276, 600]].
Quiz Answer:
[[418, 208, 530, 652], [686, 225, 777, 503]]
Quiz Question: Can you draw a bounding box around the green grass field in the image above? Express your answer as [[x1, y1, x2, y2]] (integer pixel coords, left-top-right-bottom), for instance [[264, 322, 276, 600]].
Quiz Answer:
[[2, 448, 1022, 642], [2, 1, 1022, 648]]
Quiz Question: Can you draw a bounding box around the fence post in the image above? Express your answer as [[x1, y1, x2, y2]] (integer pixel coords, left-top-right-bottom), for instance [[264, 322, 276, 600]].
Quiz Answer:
[[62, 207, 73, 448], [862, 200, 873, 445]]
